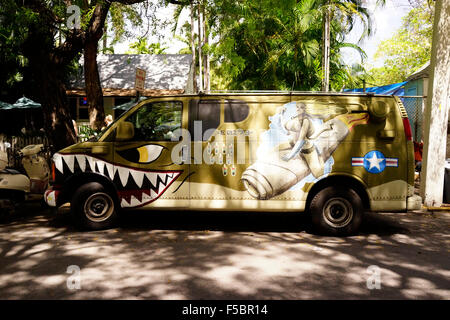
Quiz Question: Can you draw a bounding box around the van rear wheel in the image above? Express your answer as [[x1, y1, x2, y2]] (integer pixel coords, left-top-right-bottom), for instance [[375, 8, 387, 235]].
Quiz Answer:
[[310, 186, 363, 236], [71, 182, 119, 230]]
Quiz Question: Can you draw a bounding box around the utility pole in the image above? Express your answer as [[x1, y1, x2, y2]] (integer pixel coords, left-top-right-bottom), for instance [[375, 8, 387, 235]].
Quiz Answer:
[[321, 1, 331, 92], [420, 0, 450, 207]]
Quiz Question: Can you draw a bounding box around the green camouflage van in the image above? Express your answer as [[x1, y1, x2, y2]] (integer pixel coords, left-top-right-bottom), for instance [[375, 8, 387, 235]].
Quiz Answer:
[[44, 92, 422, 235]]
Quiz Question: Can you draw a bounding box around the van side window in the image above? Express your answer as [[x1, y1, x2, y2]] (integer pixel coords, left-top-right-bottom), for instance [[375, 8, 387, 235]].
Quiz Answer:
[[224, 100, 249, 123], [189, 100, 221, 141], [126, 101, 182, 141]]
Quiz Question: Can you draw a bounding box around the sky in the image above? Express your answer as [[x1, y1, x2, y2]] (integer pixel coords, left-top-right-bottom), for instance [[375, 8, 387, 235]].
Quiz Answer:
[[341, 0, 412, 67], [114, 0, 414, 68], [113, 4, 187, 55]]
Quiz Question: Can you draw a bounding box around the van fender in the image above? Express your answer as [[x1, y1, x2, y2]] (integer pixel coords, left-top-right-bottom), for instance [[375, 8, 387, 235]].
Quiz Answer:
[[304, 173, 371, 211], [61, 171, 119, 205]]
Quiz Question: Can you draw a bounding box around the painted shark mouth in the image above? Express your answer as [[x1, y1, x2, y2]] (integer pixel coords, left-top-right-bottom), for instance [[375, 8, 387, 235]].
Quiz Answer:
[[117, 170, 181, 208], [53, 153, 182, 208]]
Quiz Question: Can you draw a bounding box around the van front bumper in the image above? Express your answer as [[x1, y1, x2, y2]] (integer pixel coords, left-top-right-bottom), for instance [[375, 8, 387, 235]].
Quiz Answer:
[[44, 187, 62, 207], [407, 195, 422, 211]]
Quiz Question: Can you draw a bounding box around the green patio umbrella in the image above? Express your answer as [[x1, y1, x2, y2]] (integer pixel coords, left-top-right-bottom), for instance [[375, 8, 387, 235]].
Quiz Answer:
[[0, 97, 42, 133], [113, 97, 147, 110], [0, 100, 14, 110], [12, 96, 41, 109]]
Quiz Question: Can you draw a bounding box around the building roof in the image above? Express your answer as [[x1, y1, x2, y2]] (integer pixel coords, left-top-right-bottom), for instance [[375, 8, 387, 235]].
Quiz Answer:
[[406, 61, 430, 81], [344, 81, 407, 96], [68, 54, 193, 96]]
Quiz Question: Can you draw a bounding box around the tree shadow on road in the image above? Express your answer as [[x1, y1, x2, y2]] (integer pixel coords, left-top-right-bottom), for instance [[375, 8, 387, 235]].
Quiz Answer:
[[0, 204, 448, 299]]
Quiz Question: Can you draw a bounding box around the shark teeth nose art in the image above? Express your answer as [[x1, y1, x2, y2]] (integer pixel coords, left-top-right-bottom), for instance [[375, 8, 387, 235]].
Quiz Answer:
[[53, 153, 182, 208], [118, 170, 181, 208]]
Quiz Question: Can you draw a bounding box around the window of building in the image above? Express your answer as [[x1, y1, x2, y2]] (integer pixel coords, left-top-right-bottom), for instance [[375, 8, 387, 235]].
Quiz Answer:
[[115, 97, 133, 106], [113, 97, 133, 119], [78, 107, 89, 120], [68, 98, 77, 119], [76, 97, 89, 120]]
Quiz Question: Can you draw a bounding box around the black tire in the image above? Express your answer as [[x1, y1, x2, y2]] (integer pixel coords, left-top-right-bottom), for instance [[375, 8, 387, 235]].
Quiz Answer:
[[71, 182, 119, 230], [310, 186, 363, 236]]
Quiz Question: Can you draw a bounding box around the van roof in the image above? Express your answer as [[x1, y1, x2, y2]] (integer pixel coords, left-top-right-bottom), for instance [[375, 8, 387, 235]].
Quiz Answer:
[[143, 90, 395, 98]]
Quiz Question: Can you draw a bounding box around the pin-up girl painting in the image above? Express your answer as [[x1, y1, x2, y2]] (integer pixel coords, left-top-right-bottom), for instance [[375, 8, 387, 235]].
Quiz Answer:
[[277, 102, 334, 178], [242, 102, 369, 200]]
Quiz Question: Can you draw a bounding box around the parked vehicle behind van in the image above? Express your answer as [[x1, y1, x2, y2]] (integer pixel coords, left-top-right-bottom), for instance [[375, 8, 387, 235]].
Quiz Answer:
[[44, 92, 422, 235]]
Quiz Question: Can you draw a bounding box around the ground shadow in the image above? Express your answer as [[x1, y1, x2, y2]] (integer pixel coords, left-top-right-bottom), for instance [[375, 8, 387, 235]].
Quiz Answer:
[[0, 203, 448, 299]]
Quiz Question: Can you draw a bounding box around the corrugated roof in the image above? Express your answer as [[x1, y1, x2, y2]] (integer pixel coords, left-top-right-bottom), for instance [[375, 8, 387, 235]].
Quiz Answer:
[[343, 82, 407, 95], [68, 54, 193, 91]]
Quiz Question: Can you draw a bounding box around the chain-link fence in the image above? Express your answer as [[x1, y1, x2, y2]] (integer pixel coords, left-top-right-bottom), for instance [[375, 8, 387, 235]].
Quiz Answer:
[[401, 96, 425, 142]]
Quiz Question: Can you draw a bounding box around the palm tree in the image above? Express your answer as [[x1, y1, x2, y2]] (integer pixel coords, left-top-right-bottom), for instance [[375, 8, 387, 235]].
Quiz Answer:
[[171, 0, 211, 91], [260, 0, 323, 89], [320, 0, 385, 91]]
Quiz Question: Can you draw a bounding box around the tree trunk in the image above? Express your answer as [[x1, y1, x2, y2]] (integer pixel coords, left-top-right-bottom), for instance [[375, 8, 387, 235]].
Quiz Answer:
[[23, 26, 78, 151], [83, 2, 111, 130], [103, 24, 108, 52], [30, 58, 77, 151], [40, 71, 77, 151], [197, 3, 203, 91], [190, 2, 198, 93], [203, 7, 210, 91], [420, 0, 450, 206], [84, 39, 105, 130], [321, 1, 331, 92]]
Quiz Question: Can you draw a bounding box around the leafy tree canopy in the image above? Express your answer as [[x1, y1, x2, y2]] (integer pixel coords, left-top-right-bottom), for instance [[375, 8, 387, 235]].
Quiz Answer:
[[367, 0, 434, 86], [172, 0, 376, 91], [126, 37, 168, 54], [0, 0, 165, 148]]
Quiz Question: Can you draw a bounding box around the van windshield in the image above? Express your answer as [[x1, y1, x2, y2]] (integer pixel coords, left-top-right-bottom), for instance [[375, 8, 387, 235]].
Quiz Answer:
[[92, 107, 134, 142]]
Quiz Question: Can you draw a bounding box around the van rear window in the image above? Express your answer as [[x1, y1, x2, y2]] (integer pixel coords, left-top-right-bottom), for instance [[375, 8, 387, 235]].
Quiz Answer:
[[224, 100, 249, 123], [189, 100, 221, 141]]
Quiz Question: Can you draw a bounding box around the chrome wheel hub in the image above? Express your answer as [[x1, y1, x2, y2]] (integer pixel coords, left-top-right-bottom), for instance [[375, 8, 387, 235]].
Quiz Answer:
[[323, 198, 353, 228], [84, 192, 114, 222]]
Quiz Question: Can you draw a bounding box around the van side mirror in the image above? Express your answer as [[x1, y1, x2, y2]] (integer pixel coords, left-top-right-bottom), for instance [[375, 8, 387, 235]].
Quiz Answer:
[[116, 121, 135, 141]]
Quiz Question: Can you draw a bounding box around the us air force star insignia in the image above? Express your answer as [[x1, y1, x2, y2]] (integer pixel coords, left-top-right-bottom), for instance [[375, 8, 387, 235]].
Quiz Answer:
[[366, 151, 384, 171], [351, 150, 398, 174]]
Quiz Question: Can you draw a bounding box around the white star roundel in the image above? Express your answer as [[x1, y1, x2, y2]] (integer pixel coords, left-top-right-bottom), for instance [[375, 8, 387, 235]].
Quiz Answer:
[[365, 151, 385, 173], [351, 150, 398, 174]]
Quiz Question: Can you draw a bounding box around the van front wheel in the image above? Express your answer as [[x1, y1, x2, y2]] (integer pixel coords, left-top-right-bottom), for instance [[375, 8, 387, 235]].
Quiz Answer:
[[310, 186, 363, 236], [71, 182, 119, 230]]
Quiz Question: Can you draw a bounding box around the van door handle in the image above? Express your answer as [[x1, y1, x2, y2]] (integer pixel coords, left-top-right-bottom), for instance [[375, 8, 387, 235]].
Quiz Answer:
[[377, 130, 396, 140], [91, 146, 110, 155]]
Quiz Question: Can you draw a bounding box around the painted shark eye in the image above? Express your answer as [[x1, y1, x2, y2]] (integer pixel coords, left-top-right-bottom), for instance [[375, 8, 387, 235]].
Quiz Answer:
[[117, 144, 164, 164], [137, 145, 164, 163]]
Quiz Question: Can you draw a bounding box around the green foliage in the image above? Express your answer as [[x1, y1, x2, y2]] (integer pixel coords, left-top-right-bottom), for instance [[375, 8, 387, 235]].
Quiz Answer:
[[109, 2, 144, 45], [367, 0, 434, 85], [201, 0, 373, 90], [78, 124, 100, 142], [129, 102, 182, 141], [126, 38, 168, 54], [0, 2, 34, 91]]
